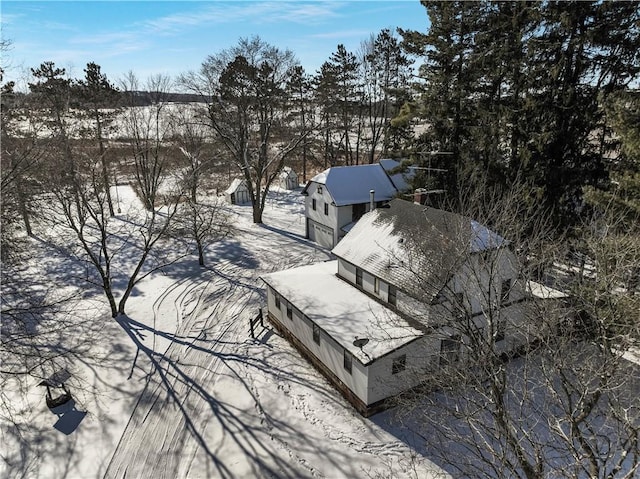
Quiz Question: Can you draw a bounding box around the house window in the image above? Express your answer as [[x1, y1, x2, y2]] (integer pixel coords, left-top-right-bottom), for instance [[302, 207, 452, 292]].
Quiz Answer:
[[324, 203, 329, 215], [286, 304, 292, 320], [312, 198, 317, 211], [440, 336, 460, 366], [501, 279, 511, 305], [392, 354, 406, 374], [275, 295, 281, 309], [374, 277, 380, 294], [344, 350, 353, 374], [388, 285, 397, 306], [317, 186, 323, 194], [356, 268, 363, 287], [313, 324, 320, 344], [352, 203, 366, 222]]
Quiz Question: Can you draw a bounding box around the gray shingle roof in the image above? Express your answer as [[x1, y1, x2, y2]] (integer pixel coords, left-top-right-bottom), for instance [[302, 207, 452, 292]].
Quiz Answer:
[[331, 199, 506, 301]]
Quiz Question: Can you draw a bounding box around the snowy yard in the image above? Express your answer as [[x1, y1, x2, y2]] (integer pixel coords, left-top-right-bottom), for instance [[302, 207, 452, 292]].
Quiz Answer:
[[2, 187, 448, 479]]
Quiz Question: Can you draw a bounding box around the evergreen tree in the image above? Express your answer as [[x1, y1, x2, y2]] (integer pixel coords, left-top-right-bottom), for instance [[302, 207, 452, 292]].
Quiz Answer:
[[182, 36, 307, 224], [400, 1, 640, 225], [360, 28, 411, 163], [77, 62, 120, 216], [286, 65, 314, 182], [316, 44, 361, 166], [400, 1, 481, 199], [313, 61, 341, 168]]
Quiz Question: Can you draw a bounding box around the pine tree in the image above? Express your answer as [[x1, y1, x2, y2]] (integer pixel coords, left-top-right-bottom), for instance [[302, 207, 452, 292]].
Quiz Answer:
[[360, 28, 411, 163], [77, 62, 120, 216], [286, 65, 314, 182], [400, 1, 482, 199], [400, 0, 640, 225]]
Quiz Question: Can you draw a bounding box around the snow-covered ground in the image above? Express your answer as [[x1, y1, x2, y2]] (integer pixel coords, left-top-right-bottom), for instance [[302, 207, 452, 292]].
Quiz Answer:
[[2, 187, 448, 479]]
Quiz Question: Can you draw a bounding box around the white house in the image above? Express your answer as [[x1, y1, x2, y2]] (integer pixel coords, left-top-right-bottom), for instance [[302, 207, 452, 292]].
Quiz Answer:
[[262, 199, 565, 416], [224, 178, 251, 205], [277, 166, 299, 190], [301, 164, 400, 249]]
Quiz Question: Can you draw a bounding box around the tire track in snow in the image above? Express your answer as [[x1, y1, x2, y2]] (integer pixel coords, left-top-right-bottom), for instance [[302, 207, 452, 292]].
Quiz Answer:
[[106, 199, 348, 479], [105, 259, 258, 479]]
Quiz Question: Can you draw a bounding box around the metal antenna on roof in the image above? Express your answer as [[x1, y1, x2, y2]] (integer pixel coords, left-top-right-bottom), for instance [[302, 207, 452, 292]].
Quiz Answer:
[[409, 151, 452, 206]]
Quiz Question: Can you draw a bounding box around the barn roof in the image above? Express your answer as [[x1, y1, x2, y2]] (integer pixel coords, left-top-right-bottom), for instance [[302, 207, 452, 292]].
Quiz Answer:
[[302, 164, 398, 206], [261, 261, 423, 364], [279, 166, 297, 179], [379, 158, 414, 193], [331, 199, 507, 302]]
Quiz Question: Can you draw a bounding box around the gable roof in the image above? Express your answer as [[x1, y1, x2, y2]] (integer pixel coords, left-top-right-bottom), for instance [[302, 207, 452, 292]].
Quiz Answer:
[[379, 158, 414, 193], [224, 178, 247, 195], [331, 199, 507, 301], [279, 166, 297, 179], [302, 164, 398, 206]]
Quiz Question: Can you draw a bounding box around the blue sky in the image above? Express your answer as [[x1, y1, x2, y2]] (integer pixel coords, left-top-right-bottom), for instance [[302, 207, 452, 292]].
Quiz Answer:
[[2, 1, 430, 88]]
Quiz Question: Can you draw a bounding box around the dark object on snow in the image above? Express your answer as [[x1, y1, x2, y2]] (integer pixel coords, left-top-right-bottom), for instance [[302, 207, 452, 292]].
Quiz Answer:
[[38, 369, 73, 410]]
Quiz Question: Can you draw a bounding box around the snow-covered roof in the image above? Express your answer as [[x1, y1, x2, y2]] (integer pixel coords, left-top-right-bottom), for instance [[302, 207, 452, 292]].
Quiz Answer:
[[331, 199, 507, 302], [379, 158, 414, 193], [279, 166, 297, 179], [302, 164, 398, 206], [224, 178, 247, 195], [261, 261, 423, 365], [526, 281, 569, 299]]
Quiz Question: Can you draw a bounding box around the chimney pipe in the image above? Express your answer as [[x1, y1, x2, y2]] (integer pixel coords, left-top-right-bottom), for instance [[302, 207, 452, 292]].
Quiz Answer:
[[370, 190, 375, 211]]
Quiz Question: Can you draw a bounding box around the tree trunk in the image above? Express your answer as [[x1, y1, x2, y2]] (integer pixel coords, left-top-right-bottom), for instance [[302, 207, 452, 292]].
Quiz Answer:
[[197, 239, 205, 266], [96, 114, 115, 217], [15, 177, 33, 236], [252, 205, 263, 224]]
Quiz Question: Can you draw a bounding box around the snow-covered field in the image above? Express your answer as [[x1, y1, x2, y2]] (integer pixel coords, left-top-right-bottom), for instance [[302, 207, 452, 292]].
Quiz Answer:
[[2, 187, 448, 479]]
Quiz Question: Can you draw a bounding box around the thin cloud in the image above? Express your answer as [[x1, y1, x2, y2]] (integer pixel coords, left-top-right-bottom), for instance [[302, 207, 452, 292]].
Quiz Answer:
[[140, 1, 344, 34]]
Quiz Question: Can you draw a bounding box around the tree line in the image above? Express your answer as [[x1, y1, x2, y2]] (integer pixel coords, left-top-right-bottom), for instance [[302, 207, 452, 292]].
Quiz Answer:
[[1, 2, 639, 476]]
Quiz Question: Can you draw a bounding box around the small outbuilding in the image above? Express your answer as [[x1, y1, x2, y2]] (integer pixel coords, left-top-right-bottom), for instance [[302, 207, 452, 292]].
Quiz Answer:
[[224, 178, 251, 205], [278, 167, 299, 190]]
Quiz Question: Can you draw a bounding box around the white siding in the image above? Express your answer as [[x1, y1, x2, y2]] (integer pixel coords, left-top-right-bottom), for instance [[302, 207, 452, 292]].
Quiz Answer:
[[305, 182, 339, 246], [336, 205, 354, 242], [266, 285, 370, 404], [337, 259, 356, 284], [304, 182, 377, 246], [367, 337, 440, 404], [337, 258, 387, 302]]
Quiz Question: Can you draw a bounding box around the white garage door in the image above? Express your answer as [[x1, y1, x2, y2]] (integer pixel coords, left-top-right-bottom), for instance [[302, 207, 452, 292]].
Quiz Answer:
[[308, 220, 334, 249]]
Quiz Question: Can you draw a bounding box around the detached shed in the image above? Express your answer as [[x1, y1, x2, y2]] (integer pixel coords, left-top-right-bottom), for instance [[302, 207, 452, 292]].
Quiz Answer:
[[224, 178, 251, 205], [278, 167, 298, 190]]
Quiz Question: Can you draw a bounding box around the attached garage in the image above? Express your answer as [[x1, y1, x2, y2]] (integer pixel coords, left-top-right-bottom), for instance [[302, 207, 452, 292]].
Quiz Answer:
[[307, 219, 334, 249]]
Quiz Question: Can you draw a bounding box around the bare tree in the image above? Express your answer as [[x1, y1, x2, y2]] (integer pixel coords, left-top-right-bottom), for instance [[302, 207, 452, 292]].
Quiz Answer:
[[1, 80, 46, 244], [173, 200, 232, 267], [180, 36, 310, 224], [168, 102, 214, 203], [119, 72, 173, 211], [24, 64, 182, 318], [383, 181, 640, 478]]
